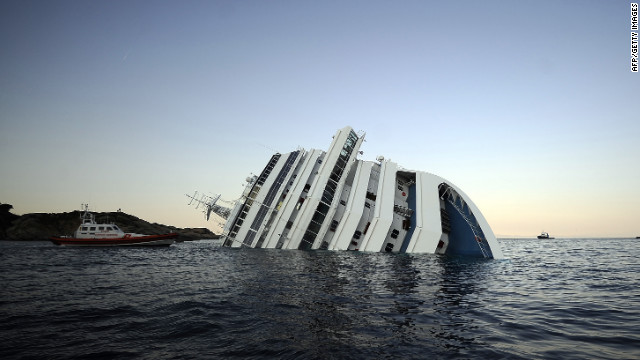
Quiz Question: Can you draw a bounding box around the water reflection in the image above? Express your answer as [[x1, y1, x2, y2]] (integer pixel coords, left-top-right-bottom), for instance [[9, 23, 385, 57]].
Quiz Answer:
[[2, 240, 637, 359], [220, 248, 499, 358]]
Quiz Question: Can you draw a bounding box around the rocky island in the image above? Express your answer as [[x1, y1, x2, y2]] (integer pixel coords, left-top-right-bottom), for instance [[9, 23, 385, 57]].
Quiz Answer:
[[0, 203, 218, 241]]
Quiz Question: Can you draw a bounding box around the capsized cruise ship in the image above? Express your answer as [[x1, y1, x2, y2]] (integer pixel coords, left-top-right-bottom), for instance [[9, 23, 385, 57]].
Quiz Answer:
[[196, 126, 503, 259]]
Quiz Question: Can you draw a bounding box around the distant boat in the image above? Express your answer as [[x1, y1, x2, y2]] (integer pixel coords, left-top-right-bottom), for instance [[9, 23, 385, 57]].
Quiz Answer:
[[50, 205, 178, 246], [537, 231, 554, 239]]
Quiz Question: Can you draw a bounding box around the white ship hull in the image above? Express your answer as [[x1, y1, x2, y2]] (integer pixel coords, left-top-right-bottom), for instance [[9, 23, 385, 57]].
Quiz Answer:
[[219, 127, 503, 259]]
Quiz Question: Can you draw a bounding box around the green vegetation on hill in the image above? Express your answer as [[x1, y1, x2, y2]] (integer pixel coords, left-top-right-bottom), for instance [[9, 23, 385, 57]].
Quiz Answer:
[[0, 203, 218, 241]]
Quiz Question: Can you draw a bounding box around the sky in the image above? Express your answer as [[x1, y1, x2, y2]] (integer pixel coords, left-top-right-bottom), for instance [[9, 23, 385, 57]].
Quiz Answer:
[[1, 0, 638, 238]]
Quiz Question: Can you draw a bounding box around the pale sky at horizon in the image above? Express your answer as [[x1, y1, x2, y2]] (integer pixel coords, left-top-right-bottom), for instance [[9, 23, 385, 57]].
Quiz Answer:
[[1, 0, 638, 238]]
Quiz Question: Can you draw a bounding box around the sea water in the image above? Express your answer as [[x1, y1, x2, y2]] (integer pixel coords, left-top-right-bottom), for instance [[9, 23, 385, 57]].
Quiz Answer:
[[1, 238, 638, 359]]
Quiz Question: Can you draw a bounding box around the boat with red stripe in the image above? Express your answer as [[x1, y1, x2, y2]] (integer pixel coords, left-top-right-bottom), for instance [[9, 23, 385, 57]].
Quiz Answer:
[[49, 204, 177, 247]]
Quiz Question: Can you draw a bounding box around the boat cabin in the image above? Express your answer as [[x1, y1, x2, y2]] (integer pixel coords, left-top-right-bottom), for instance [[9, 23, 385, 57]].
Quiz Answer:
[[74, 205, 126, 239]]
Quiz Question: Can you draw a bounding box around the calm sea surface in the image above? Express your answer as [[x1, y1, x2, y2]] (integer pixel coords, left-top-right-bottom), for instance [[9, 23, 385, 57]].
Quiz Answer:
[[1, 238, 638, 359]]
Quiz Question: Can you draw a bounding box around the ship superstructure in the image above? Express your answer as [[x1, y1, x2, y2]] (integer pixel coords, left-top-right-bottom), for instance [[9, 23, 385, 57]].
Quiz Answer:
[[198, 126, 502, 258]]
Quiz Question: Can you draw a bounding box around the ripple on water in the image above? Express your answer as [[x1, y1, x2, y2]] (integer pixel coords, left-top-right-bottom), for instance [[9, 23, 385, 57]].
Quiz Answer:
[[0, 239, 639, 359]]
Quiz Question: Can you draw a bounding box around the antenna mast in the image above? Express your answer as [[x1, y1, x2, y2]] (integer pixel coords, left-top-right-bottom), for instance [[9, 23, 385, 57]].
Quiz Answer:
[[186, 191, 232, 220]]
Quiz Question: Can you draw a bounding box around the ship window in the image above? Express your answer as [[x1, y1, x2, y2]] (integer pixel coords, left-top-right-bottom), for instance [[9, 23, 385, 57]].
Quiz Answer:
[[340, 200, 346, 206], [385, 243, 394, 252], [286, 221, 293, 229], [106, 227, 113, 231], [398, 185, 403, 191], [351, 241, 358, 246], [303, 184, 311, 192], [317, 159, 322, 164], [353, 230, 361, 239], [364, 202, 371, 208], [90, 227, 96, 231], [98, 226, 105, 231], [330, 220, 339, 231], [82, 227, 88, 231], [308, 220, 321, 234], [391, 229, 399, 239], [113, 225, 119, 230]]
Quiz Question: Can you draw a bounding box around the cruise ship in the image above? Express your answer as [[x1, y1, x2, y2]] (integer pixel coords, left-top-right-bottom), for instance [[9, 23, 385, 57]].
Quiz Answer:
[[197, 126, 503, 259]]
